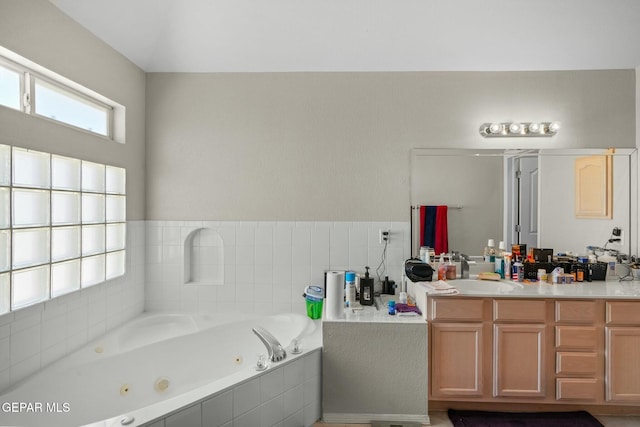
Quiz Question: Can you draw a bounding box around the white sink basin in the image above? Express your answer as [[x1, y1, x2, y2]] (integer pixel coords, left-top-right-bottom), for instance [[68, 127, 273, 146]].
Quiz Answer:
[[451, 279, 523, 294]]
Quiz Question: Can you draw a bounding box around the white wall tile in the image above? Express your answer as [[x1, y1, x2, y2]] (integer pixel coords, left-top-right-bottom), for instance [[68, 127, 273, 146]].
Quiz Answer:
[[283, 410, 304, 427], [292, 227, 311, 266], [41, 313, 66, 349], [233, 377, 261, 417], [202, 390, 232, 427], [165, 404, 201, 427], [233, 406, 260, 427], [10, 324, 40, 364], [236, 227, 255, 246], [284, 385, 304, 419], [254, 263, 273, 284], [274, 228, 292, 266], [10, 353, 40, 384], [144, 220, 411, 320], [284, 358, 304, 390], [303, 399, 322, 427], [260, 395, 284, 427], [261, 367, 284, 403], [255, 226, 273, 248], [162, 226, 182, 246], [273, 264, 292, 287], [0, 337, 10, 371]]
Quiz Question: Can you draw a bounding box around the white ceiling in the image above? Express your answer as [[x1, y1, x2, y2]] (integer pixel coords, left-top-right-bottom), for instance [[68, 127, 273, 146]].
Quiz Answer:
[[50, 0, 640, 73]]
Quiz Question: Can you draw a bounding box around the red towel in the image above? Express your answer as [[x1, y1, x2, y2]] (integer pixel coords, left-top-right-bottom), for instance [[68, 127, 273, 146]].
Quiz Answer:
[[434, 205, 448, 254]]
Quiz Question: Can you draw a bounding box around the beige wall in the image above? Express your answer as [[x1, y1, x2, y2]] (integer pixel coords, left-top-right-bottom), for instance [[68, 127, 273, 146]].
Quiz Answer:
[[146, 70, 634, 222], [0, 0, 146, 220]]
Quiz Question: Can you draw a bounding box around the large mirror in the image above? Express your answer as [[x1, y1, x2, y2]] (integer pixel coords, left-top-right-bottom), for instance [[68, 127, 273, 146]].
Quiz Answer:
[[411, 148, 637, 258]]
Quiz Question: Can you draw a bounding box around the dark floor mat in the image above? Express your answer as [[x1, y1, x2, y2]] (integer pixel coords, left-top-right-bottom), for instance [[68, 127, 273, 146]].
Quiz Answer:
[[447, 409, 604, 427]]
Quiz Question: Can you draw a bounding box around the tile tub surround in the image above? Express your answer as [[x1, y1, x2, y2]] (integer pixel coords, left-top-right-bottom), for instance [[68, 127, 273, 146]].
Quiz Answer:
[[141, 349, 322, 427], [0, 221, 146, 394], [144, 221, 410, 314]]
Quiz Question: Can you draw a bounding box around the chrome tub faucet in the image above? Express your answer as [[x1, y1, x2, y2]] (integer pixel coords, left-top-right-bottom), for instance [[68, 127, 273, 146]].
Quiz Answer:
[[252, 326, 287, 362]]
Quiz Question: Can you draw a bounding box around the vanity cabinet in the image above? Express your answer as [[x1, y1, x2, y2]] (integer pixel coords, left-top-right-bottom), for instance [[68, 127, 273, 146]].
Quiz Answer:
[[492, 299, 547, 398], [427, 296, 640, 408], [605, 301, 640, 403], [429, 297, 488, 398], [428, 297, 549, 401], [554, 300, 604, 402], [428, 294, 640, 412]]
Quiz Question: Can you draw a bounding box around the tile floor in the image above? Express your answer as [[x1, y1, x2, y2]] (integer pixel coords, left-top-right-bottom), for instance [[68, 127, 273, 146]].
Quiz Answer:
[[314, 411, 640, 426]]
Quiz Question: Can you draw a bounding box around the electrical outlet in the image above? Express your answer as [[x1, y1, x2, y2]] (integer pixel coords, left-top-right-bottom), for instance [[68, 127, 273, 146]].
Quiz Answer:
[[609, 228, 624, 246], [379, 229, 390, 244]]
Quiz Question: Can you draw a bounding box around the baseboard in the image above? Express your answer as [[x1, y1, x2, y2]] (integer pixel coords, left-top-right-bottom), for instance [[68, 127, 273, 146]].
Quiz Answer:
[[322, 412, 430, 425]]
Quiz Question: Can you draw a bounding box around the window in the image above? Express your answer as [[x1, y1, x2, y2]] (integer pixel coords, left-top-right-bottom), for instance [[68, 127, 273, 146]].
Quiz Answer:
[[34, 78, 111, 137], [0, 46, 124, 142], [0, 63, 21, 111], [0, 145, 126, 314]]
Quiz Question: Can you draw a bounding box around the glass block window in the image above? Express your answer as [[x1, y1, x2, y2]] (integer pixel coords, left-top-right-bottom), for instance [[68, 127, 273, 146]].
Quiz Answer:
[[0, 145, 126, 313]]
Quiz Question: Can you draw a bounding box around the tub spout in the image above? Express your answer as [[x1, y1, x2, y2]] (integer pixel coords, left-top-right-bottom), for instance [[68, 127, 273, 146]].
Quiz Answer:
[[252, 326, 286, 362]]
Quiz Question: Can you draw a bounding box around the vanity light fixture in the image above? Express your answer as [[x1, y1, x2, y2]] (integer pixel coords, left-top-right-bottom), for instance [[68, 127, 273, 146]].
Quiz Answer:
[[480, 121, 560, 138]]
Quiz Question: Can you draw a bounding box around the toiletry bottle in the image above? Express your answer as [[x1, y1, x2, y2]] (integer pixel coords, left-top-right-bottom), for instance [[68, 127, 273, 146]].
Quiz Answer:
[[513, 259, 524, 282], [575, 264, 585, 282], [484, 239, 496, 262], [388, 300, 396, 315], [495, 241, 505, 278], [438, 254, 446, 280], [446, 254, 456, 280], [360, 267, 374, 306], [345, 271, 356, 307], [420, 246, 430, 263], [504, 254, 512, 279]]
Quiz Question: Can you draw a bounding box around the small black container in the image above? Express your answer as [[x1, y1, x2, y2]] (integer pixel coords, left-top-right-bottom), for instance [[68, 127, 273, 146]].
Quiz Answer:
[[360, 266, 374, 306]]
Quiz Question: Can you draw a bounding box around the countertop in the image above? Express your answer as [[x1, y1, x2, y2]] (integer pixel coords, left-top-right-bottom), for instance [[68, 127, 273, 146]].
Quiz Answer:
[[417, 278, 640, 299], [411, 278, 640, 320], [321, 279, 640, 324], [321, 294, 426, 324]]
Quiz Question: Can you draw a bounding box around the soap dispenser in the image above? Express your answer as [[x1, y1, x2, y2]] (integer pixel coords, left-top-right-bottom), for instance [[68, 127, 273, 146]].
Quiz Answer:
[[360, 266, 374, 306]]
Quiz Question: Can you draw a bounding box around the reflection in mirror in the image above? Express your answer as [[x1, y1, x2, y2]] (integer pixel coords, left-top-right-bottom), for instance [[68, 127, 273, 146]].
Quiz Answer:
[[411, 148, 637, 259]]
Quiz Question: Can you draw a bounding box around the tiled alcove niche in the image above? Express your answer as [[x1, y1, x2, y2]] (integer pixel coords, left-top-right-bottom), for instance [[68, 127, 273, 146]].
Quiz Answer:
[[183, 228, 224, 285]]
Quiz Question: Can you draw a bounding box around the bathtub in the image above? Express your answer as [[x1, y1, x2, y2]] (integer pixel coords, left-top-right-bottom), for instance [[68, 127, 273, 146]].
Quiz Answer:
[[0, 312, 322, 427]]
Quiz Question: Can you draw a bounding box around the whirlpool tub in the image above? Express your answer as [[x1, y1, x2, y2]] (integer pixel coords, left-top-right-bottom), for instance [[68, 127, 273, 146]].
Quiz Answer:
[[0, 312, 322, 427]]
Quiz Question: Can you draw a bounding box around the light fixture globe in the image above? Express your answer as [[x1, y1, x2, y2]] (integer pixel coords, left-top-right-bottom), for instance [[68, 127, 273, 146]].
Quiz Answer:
[[528, 122, 542, 134], [548, 121, 561, 133], [488, 123, 502, 134], [508, 123, 522, 134]]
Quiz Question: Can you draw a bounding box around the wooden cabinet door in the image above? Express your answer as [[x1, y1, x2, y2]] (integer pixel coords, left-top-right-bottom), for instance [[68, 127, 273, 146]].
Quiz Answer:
[[493, 324, 546, 398], [606, 327, 640, 402], [431, 323, 484, 398]]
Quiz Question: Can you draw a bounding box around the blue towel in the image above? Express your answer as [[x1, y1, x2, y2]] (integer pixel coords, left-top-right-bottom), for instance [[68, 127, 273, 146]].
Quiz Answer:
[[423, 205, 437, 249]]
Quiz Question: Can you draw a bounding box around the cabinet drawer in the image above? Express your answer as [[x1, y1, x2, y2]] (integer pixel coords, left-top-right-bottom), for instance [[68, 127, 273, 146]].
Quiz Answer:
[[556, 378, 599, 401], [555, 300, 597, 323], [494, 299, 546, 323], [606, 301, 640, 325], [555, 326, 597, 350], [430, 298, 485, 322], [556, 351, 598, 375]]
